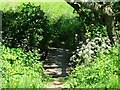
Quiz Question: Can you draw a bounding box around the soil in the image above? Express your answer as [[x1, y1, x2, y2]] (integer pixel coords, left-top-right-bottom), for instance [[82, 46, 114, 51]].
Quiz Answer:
[[43, 47, 72, 88]]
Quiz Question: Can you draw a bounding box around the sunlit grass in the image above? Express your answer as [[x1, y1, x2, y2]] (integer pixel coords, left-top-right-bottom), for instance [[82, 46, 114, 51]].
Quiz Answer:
[[0, 1, 76, 23], [0, 1, 74, 16]]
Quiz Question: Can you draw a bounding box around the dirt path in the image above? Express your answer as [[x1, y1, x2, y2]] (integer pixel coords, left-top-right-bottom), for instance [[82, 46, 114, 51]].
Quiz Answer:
[[46, 78, 64, 88], [43, 47, 72, 88]]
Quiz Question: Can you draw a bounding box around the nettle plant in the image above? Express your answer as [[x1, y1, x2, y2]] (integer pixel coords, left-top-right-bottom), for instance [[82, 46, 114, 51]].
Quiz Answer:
[[69, 35, 111, 67]]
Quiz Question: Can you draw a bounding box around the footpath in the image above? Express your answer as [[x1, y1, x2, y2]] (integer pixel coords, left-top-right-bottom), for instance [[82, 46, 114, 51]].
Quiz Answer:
[[43, 47, 72, 88]]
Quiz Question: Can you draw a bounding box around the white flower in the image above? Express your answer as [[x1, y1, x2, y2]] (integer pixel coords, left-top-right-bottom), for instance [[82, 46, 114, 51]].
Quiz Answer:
[[76, 49, 79, 52], [85, 49, 89, 52], [81, 47, 84, 50], [78, 51, 82, 55], [86, 39, 89, 43], [79, 41, 83, 44], [83, 50, 86, 53], [102, 43, 106, 47], [89, 50, 94, 54], [91, 42, 95, 46], [72, 55, 76, 58], [82, 44, 85, 47], [107, 46, 111, 49], [84, 54, 89, 58]]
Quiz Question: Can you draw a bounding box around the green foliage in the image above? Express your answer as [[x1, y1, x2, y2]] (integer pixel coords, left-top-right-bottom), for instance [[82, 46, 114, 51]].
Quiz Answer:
[[76, 7, 108, 37], [50, 16, 81, 49], [1, 2, 111, 50], [64, 46, 119, 88], [2, 3, 49, 52], [0, 44, 51, 88], [48, 7, 108, 49], [1, 1, 120, 88]]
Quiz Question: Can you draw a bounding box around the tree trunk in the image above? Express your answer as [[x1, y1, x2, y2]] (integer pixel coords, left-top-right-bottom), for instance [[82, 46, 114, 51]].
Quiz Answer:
[[105, 15, 116, 45], [65, 1, 117, 45]]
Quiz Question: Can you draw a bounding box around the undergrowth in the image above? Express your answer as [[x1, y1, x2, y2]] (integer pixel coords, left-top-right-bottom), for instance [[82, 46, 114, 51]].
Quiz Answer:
[[0, 44, 51, 88], [64, 46, 119, 88]]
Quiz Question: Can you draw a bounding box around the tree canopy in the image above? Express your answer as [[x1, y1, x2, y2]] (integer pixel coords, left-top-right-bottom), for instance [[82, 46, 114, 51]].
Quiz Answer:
[[65, 0, 120, 45]]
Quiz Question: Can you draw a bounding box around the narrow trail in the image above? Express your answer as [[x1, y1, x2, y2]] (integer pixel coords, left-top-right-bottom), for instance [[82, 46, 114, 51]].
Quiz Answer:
[[43, 47, 72, 88], [46, 78, 64, 88]]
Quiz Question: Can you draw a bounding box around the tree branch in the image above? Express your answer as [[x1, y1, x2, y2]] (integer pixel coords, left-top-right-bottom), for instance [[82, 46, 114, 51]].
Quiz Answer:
[[78, 2, 102, 12], [114, 12, 120, 17], [65, 0, 114, 16], [67, 2, 80, 11], [65, 0, 102, 12]]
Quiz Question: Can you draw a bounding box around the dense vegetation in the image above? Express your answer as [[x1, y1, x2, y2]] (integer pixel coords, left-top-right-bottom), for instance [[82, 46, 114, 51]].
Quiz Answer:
[[0, 43, 51, 88], [1, 1, 119, 88], [2, 3, 49, 52], [64, 46, 119, 88]]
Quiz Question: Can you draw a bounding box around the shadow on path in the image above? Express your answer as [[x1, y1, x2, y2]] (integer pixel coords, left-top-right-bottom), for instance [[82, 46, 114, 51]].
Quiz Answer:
[[43, 47, 72, 78]]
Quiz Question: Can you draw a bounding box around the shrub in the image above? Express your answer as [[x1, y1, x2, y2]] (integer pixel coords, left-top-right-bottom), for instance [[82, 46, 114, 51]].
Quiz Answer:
[[2, 3, 50, 52], [48, 10, 108, 50], [0, 44, 51, 88], [50, 16, 80, 49], [64, 46, 119, 88], [69, 36, 111, 67]]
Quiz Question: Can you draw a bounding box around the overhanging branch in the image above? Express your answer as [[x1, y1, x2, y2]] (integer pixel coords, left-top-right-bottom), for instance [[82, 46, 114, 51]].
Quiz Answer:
[[65, 0, 114, 16], [114, 12, 120, 17], [77, 1, 102, 13]]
